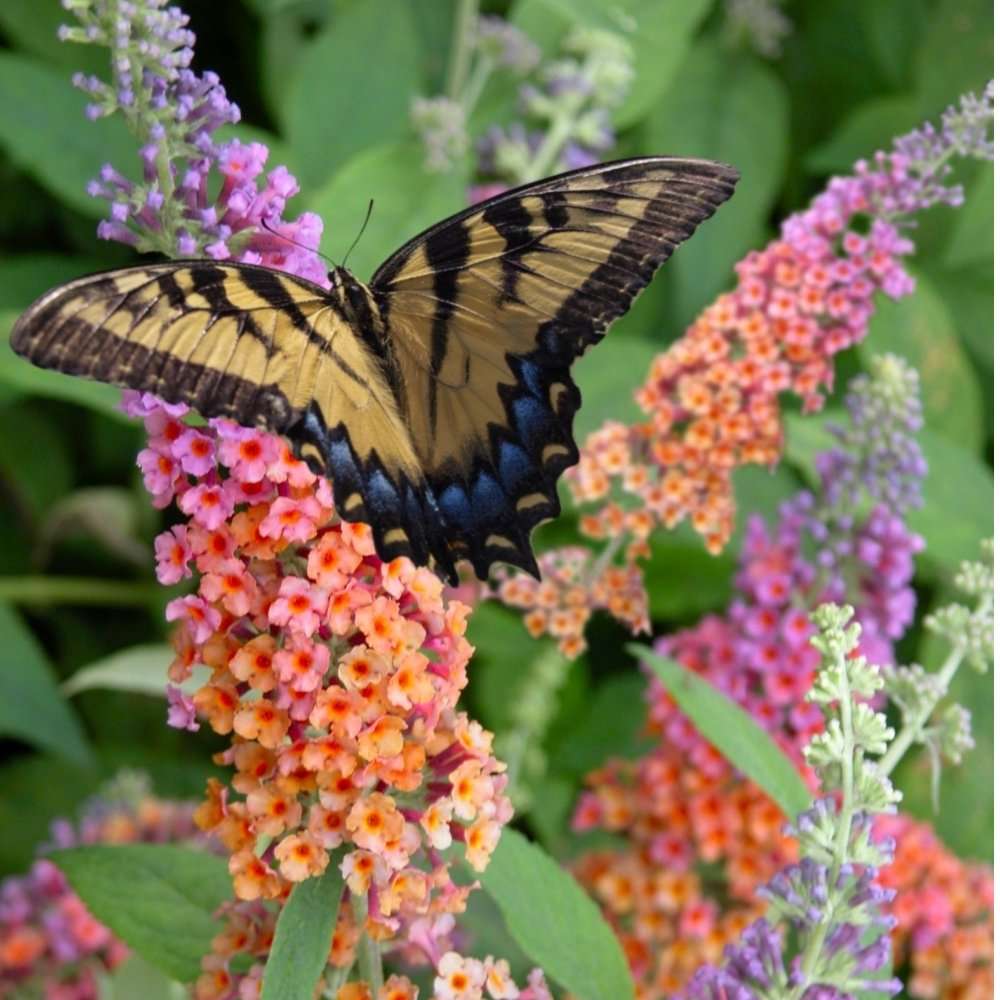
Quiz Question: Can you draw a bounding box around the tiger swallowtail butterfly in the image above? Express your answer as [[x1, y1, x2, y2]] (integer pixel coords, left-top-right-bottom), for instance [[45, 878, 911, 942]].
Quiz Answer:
[[12, 156, 738, 583]]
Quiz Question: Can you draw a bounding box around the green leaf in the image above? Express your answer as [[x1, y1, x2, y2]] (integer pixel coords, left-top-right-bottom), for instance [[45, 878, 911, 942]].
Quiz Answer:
[[913, 0, 992, 120], [857, 0, 927, 87], [941, 163, 993, 269], [478, 828, 633, 1000], [861, 272, 982, 449], [642, 43, 789, 330], [309, 140, 467, 285], [0, 1, 109, 77], [52, 844, 231, 983], [105, 954, 187, 1000], [573, 333, 657, 437], [261, 852, 346, 1000], [927, 263, 993, 372], [63, 644, 201, 697], [0, 310, 127, 419], [0, 401, 72, 516], [549, 673, 651, 776], [281, 0, 422, 191], [782, 408, 842, 485], [0, 52, 137, 217], [908, 428, 993, 574], [510, 0, 713, 128], [0, 600, 94, 765], [0, 254, 97, 311], [634, 645, 812, 818], [805, 95, 920, 173], [644, 530, 737, 621]]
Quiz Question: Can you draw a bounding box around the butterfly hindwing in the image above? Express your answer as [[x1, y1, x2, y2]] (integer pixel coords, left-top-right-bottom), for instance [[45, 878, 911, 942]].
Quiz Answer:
[[371, 156, 739, 578], [9, 260, 457, 579]]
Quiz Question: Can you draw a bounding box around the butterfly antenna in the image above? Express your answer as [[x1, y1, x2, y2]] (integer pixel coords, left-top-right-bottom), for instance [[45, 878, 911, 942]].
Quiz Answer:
[[259, 217, 337, 270], [342, 199, 375, 269]]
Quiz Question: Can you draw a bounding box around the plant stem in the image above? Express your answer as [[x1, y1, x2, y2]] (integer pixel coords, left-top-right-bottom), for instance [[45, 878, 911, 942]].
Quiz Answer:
[[350, 891, 384, 993], [446, 0, 479, 100], [0, 576, 163, 607], [877, 637, 969, 778]]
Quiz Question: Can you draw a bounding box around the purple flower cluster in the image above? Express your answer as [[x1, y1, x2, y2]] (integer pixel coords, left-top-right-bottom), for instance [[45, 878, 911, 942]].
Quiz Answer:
[[651, 359, 925, 761], [688, 800, 903, 1000], [63, 0, 326, 283]]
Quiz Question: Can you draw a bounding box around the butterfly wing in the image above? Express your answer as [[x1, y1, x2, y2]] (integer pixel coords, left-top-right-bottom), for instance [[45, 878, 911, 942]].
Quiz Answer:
[[370, 156, 739, 578], [10, 260, 456, 578]]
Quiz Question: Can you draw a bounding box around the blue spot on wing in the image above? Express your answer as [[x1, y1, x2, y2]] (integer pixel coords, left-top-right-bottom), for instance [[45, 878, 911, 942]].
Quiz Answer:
[[470, 472, 506, 524], [498, 440, 532, 489]]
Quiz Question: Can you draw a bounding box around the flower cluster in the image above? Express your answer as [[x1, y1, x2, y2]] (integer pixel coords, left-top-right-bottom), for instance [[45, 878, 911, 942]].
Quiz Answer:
[[64, 3, 552, 995], [0, 773, 200, 1000], [133, 391, 518, 994], [200, 894, 554, 1000], [875, 813, 993, 999], [63, 0, 326, 281], [499, 82, 993, 653], [568, 360, 991, 997]]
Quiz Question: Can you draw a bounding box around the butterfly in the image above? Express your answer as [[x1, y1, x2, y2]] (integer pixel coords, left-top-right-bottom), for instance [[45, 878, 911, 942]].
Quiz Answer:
[[11, 156, 737, 584]]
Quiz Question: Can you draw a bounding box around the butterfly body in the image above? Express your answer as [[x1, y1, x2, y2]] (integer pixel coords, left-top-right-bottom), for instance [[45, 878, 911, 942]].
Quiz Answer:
[[12, 157, 738, 583]]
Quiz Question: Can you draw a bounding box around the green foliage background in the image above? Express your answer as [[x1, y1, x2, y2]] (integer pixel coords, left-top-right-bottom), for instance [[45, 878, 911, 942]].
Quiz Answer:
[[0, 0, 992, 984]]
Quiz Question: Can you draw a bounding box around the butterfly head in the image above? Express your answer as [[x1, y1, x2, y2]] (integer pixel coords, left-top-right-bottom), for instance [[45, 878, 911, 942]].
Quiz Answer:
[[328, 266, 382, 337]]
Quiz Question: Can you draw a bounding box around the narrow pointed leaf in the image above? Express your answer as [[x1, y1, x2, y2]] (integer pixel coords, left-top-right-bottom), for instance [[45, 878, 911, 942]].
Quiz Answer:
[[633, 645, 812, 818], [261, 850, 347, 1000]]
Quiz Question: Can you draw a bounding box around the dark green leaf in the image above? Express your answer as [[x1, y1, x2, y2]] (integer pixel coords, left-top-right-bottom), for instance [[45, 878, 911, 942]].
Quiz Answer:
[[861, 272, 982, 449], [927, 263, 993, 372], [574, 333, 658, 437], [858, 0, 927, 87], [0, 310, 127, 418], [634, 645, 812, 818], [261, 852, 346, 1000], [309, 141, 468, 285], [549, 673, 650, 776], [281, 0, 422, 191], [0, 600, 94, 765], [642, 43, 789, 330], [913, 0, 992, 119], [52, 844, 231, 983], [0, 52, 137, 217], [908, 428, 993, 574], [479, 829, 633, 1000], [645, 531, 737, 621], [0, 401, 72, 516], [0, 254, 97, 311], [805, 95, 920, 173], [941, 164, 993, 269], [0, 1, 108, 77]]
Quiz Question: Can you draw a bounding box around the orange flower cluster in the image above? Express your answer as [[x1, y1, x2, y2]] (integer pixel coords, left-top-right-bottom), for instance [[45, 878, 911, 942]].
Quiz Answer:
[[876, 814, 993, 999], [494, 546, 649, 659], [572, 749, 796, 998], [127, 394, 526, 995]]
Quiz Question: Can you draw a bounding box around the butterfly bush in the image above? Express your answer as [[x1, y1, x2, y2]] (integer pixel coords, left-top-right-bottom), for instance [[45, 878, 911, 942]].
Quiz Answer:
[[497, 82, 994, 657], [61, 4, 549, 998], [0, 773, 200, 1000], [572, 359, 993, 997]]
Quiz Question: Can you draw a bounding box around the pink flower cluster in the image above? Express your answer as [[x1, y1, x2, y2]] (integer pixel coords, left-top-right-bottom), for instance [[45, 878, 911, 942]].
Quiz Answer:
[[0, 781, 200, 1000]]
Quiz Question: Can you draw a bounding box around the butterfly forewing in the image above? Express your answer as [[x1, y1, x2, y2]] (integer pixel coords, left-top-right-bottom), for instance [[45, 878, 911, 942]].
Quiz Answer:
[[371, 156, 739, 578]]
